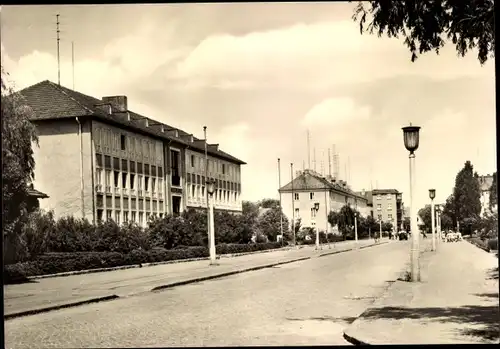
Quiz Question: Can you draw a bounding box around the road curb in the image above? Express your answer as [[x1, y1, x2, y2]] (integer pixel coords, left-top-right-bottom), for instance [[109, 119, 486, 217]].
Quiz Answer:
[[151, 256, 312, 292], [319, 241, 389, 258], [4, 295, 120, 321], [343, 331, 370, 345]]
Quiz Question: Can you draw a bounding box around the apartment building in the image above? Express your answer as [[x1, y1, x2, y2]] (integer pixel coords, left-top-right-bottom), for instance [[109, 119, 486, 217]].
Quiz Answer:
[[371, 189, 403, 229], [19, 80, 245, 226], [279, 170, 370, 233]]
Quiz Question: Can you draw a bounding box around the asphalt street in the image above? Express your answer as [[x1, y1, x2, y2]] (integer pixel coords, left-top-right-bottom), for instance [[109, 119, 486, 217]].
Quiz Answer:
[[5, 240, 410, 348]]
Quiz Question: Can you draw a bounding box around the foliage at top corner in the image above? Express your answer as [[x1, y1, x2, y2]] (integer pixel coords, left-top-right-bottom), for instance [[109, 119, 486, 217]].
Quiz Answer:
[[352, 0, 495, 65]]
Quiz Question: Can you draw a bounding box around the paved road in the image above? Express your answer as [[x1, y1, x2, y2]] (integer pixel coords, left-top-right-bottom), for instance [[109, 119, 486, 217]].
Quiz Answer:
[[5, 240, 410, 348], [5, 239, 379, 316]]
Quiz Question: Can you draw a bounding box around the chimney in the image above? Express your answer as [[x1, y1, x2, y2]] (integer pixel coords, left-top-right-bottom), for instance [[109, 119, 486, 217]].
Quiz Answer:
[[94, 103, 112, 115], [102, 96, 128, 112]]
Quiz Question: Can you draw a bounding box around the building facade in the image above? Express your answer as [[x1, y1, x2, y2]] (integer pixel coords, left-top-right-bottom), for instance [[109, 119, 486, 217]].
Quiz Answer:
[[21, 80, 245, 226], [279, 170, 370, 233], [371, 189, 403, 230], [478, 174, 495, 216]]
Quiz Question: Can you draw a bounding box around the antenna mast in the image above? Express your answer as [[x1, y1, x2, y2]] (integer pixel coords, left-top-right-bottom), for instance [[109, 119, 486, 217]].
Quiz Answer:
[[313, 147, 317, 172], [321, 150, 325, 176], [56, 14, 61, 85], [328, 148, 332, 177], [307, 130, 311, 170], [72, 41, 75, 90]]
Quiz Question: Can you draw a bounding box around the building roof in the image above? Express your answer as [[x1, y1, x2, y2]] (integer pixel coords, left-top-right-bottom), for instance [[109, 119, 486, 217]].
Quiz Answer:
[[478, 174, 494, 192], [26, 185, 49, 199], [17, 80, 246, 165], [279, 170, 367, 202], [372, 189, 400, 195]]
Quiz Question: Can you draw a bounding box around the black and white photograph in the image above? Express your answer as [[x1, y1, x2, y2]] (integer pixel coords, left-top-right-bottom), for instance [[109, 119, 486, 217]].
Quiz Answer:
[[1, 2, 498, 347]]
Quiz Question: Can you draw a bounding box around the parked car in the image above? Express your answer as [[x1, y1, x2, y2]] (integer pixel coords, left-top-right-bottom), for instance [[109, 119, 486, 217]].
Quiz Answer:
[[399, 231, 408, 240]]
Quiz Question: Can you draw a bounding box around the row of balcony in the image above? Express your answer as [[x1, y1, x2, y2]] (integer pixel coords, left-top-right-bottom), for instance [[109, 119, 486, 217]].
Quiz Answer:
[[96, 145, 162, 165], [96, 185, 163, 199]]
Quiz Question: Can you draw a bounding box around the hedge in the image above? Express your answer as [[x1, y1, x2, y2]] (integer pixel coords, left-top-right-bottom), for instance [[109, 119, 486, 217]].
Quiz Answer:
[[4, 242, 283, 284]]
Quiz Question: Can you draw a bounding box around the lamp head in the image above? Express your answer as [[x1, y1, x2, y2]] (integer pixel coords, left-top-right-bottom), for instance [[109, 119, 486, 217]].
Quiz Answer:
[[314, 202, 320, 211], [429, 189, 436, 200], [402, 124, 421, 154], [206, 179, 215, 195]]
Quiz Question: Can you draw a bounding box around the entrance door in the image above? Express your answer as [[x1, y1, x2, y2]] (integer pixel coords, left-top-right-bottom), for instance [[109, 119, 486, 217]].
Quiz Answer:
[[172, 195, 181, 215]]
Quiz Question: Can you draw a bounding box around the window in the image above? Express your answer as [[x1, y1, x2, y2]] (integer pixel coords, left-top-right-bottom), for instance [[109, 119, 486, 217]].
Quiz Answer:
[[151, 178, 156, 193], [377, 195, 381, 200], [222, 163, 226, 174], [295, 208, 300, 217], [386, 194, 391, 200], [115, 211, 120, 224], [107, 210, 112, 220], [310, 192, 314, 200], [114, 171, 120, 188], [120, 135, 126, 150], [138, 175, 143, 190], [311, 208, 316, 218], [378, 214, 382, 221], [97, 209, 103, 222], [122, 173, 127, 188], [96, 169, 103, 185], [202, 186, 205, 197], [192, 185, 196, 197], [377, 204, 382, 210], [145, 177, 149, 192], [139, 212, 144, 225], [105, 170, 111, 188], [131, 211, 136, 222], [158, 179, 162, 192], [130, 174, 136, 189], [124, 211, 129, 222], [388, 203, 392, 210], [388, 214, 393, 220], [294, 193, 299, 200], [191, 155, 195, 167]]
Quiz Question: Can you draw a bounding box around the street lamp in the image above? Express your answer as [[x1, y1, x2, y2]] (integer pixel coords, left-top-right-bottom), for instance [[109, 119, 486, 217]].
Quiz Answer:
[[429, 189, 436, 252], [313, 202, 320, 250], [379, 219, 383, 241], [402, 123, 421, 282], [354, 211, 359, 245], [206, 178, 217, 265], [435, 204, 442, 242]]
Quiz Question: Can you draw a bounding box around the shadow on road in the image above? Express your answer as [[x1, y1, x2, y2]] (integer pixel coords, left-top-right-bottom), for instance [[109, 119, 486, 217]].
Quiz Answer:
[[360, 304, 499, 342], [286, 316, 358, 324], [487, 267, 498, 280]]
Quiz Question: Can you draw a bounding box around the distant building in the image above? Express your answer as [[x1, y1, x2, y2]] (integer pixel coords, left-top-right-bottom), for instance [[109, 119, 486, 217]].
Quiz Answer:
[[478, 174, 495, 216], [278, 169, 369, 233], [371, 189, 403, 230]]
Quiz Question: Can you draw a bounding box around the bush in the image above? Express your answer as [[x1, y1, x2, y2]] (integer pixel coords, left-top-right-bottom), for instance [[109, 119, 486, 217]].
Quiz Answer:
[[488, 238, 498, 251]]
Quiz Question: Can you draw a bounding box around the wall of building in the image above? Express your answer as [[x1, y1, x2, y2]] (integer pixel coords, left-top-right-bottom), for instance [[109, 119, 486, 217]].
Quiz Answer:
[[184, 148, 242, 212], [92, 120, 166, 226], [32, 118, 94, 220], [373, 193, 398, 225]]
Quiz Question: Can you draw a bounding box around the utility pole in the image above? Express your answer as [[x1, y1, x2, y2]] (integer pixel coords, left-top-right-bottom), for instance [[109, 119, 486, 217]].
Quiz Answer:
[[291, 163, 295, 246], [307, 130, 311, 170], [56, 14, 61, 85], [72, 41, 75, 90], [328, 148, 332, 177], [278, 158, 283, 246]]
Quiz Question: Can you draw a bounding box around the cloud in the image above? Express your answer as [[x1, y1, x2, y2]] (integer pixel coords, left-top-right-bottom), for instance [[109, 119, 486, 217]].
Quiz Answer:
[[301, 97, 371, 127]]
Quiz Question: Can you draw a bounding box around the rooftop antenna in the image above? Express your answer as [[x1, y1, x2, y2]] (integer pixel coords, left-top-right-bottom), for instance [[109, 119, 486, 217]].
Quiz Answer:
[[344, 161, 347, 182], [56, 14, 61, 85], [328, 148, 332, 177], [321, 150, 325, 176], [307, 130, 311, 170], [302, 160, 305, 171], [348, 156, 351, 183], [72, 41, 75, 90], [313, 147, 317, 172]]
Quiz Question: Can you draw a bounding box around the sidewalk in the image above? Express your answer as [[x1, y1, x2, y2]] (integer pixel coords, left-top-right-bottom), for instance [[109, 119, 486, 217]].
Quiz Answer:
[[4, 238, 388, 319], [344, 239, 500, 344]]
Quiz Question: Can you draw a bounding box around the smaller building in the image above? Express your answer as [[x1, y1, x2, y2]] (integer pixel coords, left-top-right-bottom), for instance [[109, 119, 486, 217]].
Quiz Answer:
[[478, 174, 495, 216], [371, 189, 403, 230], [278, 169, 369, 233]]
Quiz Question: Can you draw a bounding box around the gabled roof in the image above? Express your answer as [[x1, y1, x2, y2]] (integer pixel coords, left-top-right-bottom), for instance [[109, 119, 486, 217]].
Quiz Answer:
[[279, 170, 367, 201], [372, 189, 400, 195], [26, 185, 49, 199], [17, 80, 246, 165]]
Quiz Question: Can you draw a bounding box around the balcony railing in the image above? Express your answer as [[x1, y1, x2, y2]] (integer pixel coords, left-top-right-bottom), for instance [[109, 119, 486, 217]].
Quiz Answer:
[[158, 192, 163, 199], [122, 188, 128, 196], [138, 190, 143, 197], [152, 192, 157, 199], [145, 191, 150, 197], [115, 187, 120, 193], [105, 185, 111, 193], [130, 189, 136, 196], [95, 184, 103, 193]]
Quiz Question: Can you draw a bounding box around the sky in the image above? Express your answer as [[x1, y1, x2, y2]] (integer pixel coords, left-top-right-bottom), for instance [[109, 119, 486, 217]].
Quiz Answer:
[[1, 3, 496, 211]]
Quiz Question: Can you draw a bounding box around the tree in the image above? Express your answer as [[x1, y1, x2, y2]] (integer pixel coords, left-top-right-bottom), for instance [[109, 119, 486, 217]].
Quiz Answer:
[[259, 198, 280, 209], [328, 210, 339, 229], [255, 207, 290, 242], [453, 161, 482, 231], [403, 217, 411, 232], [366, 215, 378, 237], [352, 0, 495, 65], [2, 67, 39, 263], [337, 205, 356, 239], [443, 194, 458, 228], [418, 205, 433, 233], [382, 222, 394, 232], [440, 213, 453, 231], [489, 172, 497, 210]]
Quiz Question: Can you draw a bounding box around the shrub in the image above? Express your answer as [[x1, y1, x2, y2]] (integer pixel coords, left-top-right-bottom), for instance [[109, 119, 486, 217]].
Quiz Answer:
[[488, 238, 498, 251], [46, 215, 94, 252], [93, 220, 133, 253], [19, 209, 55, 260], [147, 215, 186, 249], [255, 234, 268, 243]]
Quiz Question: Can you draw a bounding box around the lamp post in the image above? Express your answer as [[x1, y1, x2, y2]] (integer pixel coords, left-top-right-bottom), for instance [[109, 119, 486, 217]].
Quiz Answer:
[[429, 189, 436, 252], [313, 202, 320, 250], [206, 178, 217, 265], [436, 204, 442, 242], [402, 124, 421, 282], [354, 211, 358, 245], [379, 219, 382, 241]]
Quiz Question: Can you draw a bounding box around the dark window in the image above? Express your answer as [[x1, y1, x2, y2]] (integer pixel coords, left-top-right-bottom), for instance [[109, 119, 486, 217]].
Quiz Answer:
[[197, 174, 201, 185], [96, 153, 103, 167], [139, 199, 144, 210], [158, 167, 163, 177], [170, 150, 180, 186], [137, 162, 143, 175], [144, 164, 150, 176], [104, 155, 112, 169], [146, 199, 151, 210], [172, 196, 181, 215], [131, 198, 137, 210], [130, 174, 135, 189], [187, 173, 191, 183], [106, 196, 112, 207], [151, 165, 156, 177], [121, 159, 128, 171], [120, 134, 126, 150], [191, 155, 195, 167], [201, 176, 205, 185], [115, 197, 121, 208], [97, 209, 103, 222], [123, 199, 129, 209], [96, 195, 104, 208], [130, 161, 136, 173], [122, 173, 127, 188], [145, 176, 150, 191], [153, 201, 158, 212], [113, 157, 120, 170], [222, 164, 226, 174], [114, 171, 120, 187]]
